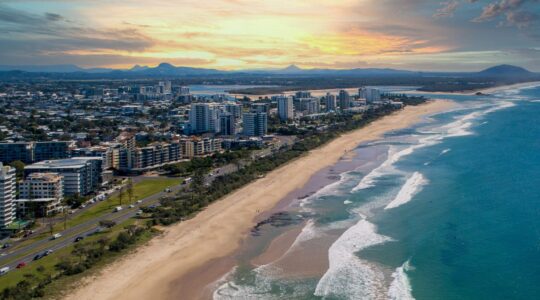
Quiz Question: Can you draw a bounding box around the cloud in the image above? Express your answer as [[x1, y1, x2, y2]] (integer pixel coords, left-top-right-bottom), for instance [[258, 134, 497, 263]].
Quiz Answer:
[[44, 12, 63, 21], [434, 1, 460, 18], [505, 10, 539, 28], [472, 0, 539, 22]]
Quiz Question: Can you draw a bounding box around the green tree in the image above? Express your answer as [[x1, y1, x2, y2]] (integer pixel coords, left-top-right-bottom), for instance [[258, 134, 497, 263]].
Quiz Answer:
[[9, 160, 25, 180]]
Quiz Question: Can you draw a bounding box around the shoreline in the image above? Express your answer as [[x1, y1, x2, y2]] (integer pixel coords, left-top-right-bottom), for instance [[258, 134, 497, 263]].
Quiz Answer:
[[65, 100, 455, 300], [411, 81, 540, 96]]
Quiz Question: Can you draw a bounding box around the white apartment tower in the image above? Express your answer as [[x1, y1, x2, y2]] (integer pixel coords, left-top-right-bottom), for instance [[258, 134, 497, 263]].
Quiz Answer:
[[0, 163, 16, 228], [277, 96, 294, 121]]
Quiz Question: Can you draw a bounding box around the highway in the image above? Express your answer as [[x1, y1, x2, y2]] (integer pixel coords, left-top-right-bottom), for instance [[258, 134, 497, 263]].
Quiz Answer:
[[0, 164, 239, 271]]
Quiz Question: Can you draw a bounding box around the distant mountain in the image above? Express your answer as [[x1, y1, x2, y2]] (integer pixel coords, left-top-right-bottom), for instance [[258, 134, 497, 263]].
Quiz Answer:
[[131, 62, 225, 76], [0, 62, 537, 80], [477, 65, 534, 77], [0, 64, 113, 73], [130, 64, 150, 72]]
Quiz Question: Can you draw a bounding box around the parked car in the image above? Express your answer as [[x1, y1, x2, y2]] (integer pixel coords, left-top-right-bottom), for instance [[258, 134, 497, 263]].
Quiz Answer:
[[44, 249, 53, 256], [16, 262, 26, 269], [136, 200, 143, 204]]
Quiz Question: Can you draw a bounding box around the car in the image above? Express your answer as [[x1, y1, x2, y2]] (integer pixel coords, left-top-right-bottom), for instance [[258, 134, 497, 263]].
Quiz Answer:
[[51, 233, 62, 240], [2, 243, 11, 249], [135, 210, 143, 216], [74, 236, 84, 242], [136, 200, 143, 204], [128, 204, 135, 208], [16, 262, 26, 269], [33, 254, 43, 261], [43, 249, 53, 256], [0, 267, 9, 275], [113, 206, 123, 212]]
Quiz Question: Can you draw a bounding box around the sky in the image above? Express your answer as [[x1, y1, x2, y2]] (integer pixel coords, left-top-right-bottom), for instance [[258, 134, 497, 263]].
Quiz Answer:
[[0, 0, 539, 71]]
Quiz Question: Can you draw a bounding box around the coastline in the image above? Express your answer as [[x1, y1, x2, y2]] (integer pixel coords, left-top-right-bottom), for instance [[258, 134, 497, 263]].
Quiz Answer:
[[65, 100, 455, 300], [411, 81, 540, 96]]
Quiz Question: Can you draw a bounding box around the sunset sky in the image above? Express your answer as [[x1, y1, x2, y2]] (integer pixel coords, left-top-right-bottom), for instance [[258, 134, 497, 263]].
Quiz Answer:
[[1, 0, 539, 71]]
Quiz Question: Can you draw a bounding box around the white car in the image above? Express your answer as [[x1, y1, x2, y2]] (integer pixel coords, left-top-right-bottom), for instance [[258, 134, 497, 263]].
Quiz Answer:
[[129, 204, 135, 208], [136, 200, 143, 204]]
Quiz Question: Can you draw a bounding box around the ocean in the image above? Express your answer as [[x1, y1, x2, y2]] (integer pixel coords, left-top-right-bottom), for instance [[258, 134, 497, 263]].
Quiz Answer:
[[212, 83, 540, 299]]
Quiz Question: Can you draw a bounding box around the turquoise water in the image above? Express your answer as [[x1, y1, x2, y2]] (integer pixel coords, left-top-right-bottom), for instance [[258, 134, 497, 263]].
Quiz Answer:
[[213, 84, 540, 299]]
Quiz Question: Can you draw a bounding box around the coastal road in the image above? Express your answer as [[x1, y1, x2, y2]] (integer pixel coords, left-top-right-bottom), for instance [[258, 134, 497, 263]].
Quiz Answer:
[[0, 181, 186, 271], [0, 164, 237, 272]]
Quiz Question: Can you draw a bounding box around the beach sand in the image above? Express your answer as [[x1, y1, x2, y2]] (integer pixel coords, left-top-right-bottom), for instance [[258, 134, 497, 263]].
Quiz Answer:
[[65, 100, 455, 300]]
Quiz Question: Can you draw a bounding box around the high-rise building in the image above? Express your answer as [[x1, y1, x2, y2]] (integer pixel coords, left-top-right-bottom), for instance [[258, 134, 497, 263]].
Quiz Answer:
[[189, 103, 221, 134], [325, 93, 337, 112], [0, 163, 16, 228], [219, 113, 236, 136], [359, 87, 381, 103], [295, 91, 311, 99], [225, 103, 242, 119], [277, 96, 294, 121], [251, 103, 270, 113], [338, 90, 351, 110], [242, 112, 268, 137], [17, 173, 64, 217], [25, 158, 103, 196], [297, 98, 320, 115]]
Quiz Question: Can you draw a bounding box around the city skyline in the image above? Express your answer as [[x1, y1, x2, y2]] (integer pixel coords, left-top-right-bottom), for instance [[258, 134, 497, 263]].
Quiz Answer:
[[1, 0, 540, 71]]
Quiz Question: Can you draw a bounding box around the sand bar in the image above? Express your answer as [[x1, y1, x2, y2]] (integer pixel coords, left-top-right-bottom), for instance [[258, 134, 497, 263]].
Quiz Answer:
[[65, 100, 455, 300]]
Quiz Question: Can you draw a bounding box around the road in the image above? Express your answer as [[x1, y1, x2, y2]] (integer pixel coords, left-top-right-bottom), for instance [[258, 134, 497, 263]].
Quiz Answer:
[[0, 165, 240, 271], [0, 181, 185, 271]]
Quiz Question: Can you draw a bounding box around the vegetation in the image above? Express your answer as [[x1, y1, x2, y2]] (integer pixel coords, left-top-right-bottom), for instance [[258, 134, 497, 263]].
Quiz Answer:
[[0, 98, 426, 298]]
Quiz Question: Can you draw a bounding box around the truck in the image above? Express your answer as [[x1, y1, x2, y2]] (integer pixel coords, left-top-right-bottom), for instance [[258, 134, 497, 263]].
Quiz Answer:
[[0, 266, 10, 275]]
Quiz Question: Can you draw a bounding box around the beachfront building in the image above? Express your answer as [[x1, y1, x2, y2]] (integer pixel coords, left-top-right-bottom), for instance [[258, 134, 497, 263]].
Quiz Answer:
[[242, 112, 268, 137], [179, 137, 222, 158], [325, 93, 337, 112], [339, 90, 351, 110], [0, 163, 16, 228], [360, 87, 381, 104], [24, 157, 103, 196], [189, 103, 221, 134], [17, 173, 64, 217], [277, 95, 294, 121], [219, 113, 236, 136]]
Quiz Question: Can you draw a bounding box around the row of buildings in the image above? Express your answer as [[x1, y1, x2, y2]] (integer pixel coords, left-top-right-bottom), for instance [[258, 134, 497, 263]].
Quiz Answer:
[[1, 155, 110, 227]]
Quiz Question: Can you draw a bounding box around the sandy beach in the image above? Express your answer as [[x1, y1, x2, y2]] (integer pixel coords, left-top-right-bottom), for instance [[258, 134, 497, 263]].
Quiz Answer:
[[65, 100, 455, 300]]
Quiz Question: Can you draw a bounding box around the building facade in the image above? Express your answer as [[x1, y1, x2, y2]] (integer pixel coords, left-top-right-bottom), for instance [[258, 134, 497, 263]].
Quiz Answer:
[[17, 173, 64, 217], [24, 157, 103, 196], [277, 96, 294, 121], [242, 112, 268, 137], [0, 163, 16, 228]]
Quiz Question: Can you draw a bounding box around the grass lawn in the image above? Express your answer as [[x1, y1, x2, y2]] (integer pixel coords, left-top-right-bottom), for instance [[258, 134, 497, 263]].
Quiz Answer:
[[0, 177, 179, 271], [0, 218, 156, 296], [58, 177, 180, 231]]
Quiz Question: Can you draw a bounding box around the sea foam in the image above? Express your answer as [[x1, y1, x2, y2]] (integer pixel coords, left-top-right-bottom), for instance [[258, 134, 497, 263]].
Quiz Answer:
[[314, 219, 392, 299], [388, 260, 415, 300], [385, 172, 428, 210]]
